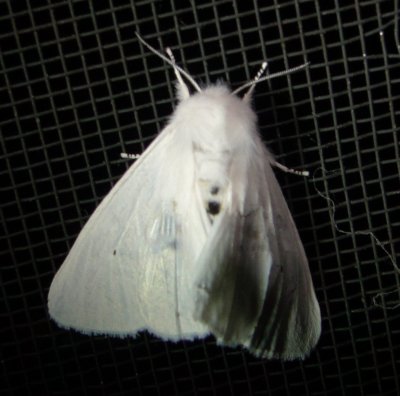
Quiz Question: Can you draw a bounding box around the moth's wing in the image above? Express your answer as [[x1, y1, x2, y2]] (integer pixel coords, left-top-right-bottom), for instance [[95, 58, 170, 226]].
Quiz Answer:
[[48, 125, 210, 339], [195, 146, 321, 360], [248, 160, 321, 359]]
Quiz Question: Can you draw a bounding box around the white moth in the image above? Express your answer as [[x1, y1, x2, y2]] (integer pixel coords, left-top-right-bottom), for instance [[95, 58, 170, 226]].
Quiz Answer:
[[48, 34, 321, 360]]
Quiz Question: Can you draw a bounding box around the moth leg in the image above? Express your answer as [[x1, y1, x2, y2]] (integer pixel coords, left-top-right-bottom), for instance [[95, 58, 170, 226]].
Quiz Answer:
[[271, 160, 309, 177], [243, 61, 268, 102], [120, 152, 141, 160]]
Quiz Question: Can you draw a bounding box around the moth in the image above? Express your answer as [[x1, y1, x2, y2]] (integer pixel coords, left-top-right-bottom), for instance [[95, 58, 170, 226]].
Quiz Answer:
[[48, 34, 321, 360]]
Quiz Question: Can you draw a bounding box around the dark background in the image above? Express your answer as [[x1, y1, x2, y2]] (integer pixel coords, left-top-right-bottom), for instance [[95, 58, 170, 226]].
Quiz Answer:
[[1, 1, 399, 395]]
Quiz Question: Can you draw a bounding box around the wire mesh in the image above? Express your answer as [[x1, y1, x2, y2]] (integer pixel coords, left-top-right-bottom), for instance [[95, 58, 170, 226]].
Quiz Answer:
[[1, 1, 399, 395]]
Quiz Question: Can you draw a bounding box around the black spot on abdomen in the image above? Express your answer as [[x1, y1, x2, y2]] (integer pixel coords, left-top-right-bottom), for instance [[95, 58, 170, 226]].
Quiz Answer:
[[207, 201, 221, 215], [210, 186, 219, 195]]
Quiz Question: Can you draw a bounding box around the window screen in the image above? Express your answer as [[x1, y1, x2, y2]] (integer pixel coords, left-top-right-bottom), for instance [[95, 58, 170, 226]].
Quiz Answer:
[[1, 1, 399, 395]]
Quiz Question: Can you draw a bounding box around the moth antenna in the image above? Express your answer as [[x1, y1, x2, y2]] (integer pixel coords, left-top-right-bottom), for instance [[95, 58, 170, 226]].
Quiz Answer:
[[242, 61, 268, 102], [136, 32, 201, 93], [233, 62, 310, 96], [165, 47, 190, 100]]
